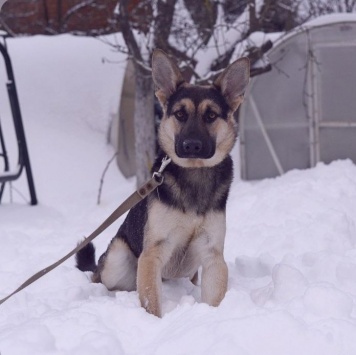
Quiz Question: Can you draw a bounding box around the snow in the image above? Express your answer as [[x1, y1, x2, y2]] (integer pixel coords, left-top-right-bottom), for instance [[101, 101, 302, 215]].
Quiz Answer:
[[302, 12, 356, 28], [1, 34, 356, 355]]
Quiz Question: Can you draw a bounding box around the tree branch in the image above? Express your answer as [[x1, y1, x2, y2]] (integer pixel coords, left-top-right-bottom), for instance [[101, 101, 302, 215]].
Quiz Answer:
[[117, 0, 144, 67]]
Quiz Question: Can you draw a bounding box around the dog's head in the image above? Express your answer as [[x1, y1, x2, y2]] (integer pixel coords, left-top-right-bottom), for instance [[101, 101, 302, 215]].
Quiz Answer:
[[152, 49, 250, 168]]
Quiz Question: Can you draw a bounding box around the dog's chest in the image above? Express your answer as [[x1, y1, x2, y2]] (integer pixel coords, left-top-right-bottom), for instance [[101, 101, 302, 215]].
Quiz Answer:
[[162, 235, 204, 279], [146, 201, 226, 279], [147, 201, 207, 244], [158, 211, 208, 279]]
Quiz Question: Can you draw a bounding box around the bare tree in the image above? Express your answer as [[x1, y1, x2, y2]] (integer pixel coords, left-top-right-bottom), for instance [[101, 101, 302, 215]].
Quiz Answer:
[[298, 0, 356, 23], [115, 0, 156, 186]]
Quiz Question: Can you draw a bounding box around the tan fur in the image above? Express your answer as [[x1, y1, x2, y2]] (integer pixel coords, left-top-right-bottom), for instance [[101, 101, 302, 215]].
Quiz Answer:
[[155, 89, 168, 107], [211, 112, 239, 164], [197, 99, 224, 116], [137, 200, 227, 316], [137, 247, 164, 317], [171, 98, 195, 113]]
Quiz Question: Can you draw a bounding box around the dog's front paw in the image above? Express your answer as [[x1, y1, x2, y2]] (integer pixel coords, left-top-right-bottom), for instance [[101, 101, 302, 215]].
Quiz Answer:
[[201, 254, 228, 307], [137, 252, 162, 318], [139, 292, 162, 318]]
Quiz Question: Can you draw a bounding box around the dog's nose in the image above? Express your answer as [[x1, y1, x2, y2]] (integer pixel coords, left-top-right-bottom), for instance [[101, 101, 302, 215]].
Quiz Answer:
[[182, 139, 202, 154]]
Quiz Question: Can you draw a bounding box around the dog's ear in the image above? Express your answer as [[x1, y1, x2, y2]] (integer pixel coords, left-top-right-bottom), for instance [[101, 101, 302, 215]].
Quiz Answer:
[[152, 49, 184, 105], [214, 57, 250, 111]]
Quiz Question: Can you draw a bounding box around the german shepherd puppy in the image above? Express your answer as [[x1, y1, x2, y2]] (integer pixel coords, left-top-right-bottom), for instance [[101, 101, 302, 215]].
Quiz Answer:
[[76, 49, 250, 317]]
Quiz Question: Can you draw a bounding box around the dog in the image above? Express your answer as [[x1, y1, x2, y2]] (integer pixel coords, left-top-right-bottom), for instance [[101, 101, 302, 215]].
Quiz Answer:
[[76, 49, 250, 317]]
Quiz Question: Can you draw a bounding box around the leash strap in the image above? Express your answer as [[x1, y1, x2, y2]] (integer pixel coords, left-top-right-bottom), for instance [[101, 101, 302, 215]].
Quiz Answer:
[[0, 157, 171, 305]]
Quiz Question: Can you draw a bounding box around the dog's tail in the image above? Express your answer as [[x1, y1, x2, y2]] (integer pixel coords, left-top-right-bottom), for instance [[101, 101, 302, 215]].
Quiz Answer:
[[75, 242, 97, 273]]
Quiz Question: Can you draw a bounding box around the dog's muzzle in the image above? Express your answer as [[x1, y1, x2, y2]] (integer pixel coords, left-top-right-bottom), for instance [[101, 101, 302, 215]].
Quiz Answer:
[[175, 137, 215, 159]]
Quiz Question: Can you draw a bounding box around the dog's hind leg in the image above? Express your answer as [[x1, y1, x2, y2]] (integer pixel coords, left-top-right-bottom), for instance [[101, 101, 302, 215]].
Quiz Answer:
[[98, 238, 138, 292]]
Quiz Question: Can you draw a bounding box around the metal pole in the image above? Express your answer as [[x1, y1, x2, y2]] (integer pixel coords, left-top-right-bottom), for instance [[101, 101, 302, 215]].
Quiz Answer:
[[250, 96, 285, 176], [0, 41, 37, 205]]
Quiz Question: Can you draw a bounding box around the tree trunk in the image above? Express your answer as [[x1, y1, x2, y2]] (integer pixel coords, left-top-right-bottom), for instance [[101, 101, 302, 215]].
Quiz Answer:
[[248, 0, 259, 32], [134, 68, 156, 187]]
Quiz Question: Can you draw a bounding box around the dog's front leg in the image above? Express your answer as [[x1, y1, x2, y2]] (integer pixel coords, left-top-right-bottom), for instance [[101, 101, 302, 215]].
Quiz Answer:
[[201, 248, 228, 307], [137, 245, 165, 317], [200, 212, 228, 307]]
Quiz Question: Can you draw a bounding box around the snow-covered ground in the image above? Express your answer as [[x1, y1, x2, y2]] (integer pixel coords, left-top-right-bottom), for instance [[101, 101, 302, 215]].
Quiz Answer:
[[1, 35, 356, 355]]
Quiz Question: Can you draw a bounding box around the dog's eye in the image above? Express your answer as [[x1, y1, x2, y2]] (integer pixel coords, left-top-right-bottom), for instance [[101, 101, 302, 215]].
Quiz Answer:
[[205, 111, 218, 123], [174, 110, 187, 122]]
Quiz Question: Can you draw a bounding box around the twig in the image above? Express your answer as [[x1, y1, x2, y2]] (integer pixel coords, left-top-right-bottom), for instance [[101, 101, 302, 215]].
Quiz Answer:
[[97, 151, 118, 205]]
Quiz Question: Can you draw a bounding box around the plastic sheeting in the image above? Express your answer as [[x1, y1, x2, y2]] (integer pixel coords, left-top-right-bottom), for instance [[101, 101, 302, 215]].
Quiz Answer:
[[240, 14, 356, 180]]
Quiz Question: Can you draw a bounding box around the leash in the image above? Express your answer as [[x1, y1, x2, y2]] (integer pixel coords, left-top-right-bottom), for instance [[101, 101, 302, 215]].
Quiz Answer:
[[0, 156, 171, 306]]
